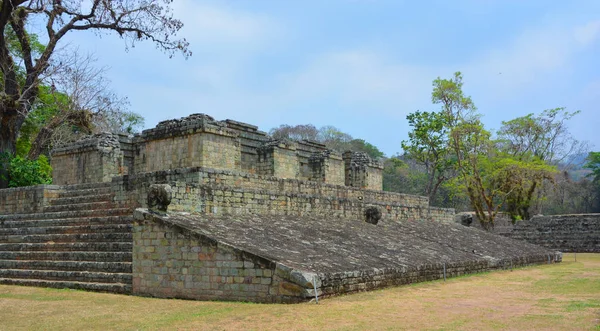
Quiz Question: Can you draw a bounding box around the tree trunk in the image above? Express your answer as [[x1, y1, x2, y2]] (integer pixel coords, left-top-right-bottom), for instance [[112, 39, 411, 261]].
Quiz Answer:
[[0, 111, 25, 188]]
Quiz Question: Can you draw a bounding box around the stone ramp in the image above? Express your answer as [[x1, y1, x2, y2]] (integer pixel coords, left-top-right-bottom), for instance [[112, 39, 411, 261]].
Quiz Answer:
[[133, 209, 562, 303], [0, 183, 133, 293]]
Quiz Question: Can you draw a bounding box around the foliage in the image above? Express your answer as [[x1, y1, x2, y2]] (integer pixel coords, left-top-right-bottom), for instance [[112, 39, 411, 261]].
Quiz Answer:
[[401, 110, 452, 200], [496, 108, 584, 219], [497, 108, 585, 165], [3, 154, 52, 187], [269, 124, 319, 141], [537, 171, 600, 214], [0, 0, 189, 187], [401, 72, 561, 228], [270, 124, 384, 159], [584, 152, 600, 183]]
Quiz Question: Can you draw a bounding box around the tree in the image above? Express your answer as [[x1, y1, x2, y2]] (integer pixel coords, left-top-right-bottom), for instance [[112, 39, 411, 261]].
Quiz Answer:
[[584, 152, 600, 183], [24, 51, 144, 159], [497, 108, 587, 219], [0, 0, 190, 187], [427, 72, 556, 228], [347, 139, 384, 159], [269, 124, 319, 141], [269, 123, 384, 159], [401, 110, 452, 201], [316, 125, 353, 151]]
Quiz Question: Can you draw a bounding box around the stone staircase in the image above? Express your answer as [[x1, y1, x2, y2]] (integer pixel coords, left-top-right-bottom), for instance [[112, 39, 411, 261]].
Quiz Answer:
[[0, 182, 133, 293]]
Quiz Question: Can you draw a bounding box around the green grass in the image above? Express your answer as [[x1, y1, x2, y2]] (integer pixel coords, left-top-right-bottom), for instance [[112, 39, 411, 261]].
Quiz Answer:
[[0, 253, 598, 331]]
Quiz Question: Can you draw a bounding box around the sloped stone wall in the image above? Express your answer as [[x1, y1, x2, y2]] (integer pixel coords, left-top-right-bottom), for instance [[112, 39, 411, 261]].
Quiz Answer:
[[132, 209, 561, 303], [133, 211, 316, 303], [503, 214, 600, 252]]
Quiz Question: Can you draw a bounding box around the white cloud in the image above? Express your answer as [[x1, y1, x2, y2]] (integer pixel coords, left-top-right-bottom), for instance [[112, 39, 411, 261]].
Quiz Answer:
[[574, 20, 600, 46]]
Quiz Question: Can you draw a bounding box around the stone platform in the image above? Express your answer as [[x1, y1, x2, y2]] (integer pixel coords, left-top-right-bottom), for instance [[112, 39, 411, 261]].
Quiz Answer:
[[133, 209, 562, 303]]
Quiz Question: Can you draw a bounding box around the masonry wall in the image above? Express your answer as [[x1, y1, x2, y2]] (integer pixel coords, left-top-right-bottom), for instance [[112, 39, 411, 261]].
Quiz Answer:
[[224, 119, 269, 175], [0, 185, 62, 214], [112, 167, 455, 222], [134, 131, 241, 174], [318, 256, 554, 297], [308, 152, 345, 186], [133, 209, 561, 303], [132, 212, 315, 303], [297, 140, 331, 181], [366, 166, 383, 191], [503, 214, 600, 252], [51, 133, 125, 185]]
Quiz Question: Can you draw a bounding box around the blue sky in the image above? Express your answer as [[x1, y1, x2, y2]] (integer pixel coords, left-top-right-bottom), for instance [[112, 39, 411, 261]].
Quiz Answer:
[[58, 0, 599, 156]]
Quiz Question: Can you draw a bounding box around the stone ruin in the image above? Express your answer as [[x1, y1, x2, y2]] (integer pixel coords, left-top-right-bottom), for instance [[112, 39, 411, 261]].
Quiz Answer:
[[51, 114, 383, 190], [0, 113, 564, 303]]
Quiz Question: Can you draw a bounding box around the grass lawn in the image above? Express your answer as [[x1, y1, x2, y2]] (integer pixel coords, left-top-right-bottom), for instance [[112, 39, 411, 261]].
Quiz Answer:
[[1, 253, 599, 330]]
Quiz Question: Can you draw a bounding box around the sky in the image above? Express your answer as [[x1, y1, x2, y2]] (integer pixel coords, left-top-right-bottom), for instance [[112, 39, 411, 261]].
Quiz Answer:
[[53, 0, 600, 156]]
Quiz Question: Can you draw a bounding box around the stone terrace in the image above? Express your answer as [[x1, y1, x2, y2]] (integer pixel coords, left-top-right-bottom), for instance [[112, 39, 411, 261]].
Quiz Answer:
[[133, 209, 561, 303]]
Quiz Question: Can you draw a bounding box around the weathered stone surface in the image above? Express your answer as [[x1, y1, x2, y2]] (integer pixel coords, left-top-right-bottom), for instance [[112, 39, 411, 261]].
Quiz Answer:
[[132, 208, 560, 302], [364, 206, 382, 225], [454, 212, 474, 226], [147, 184, 172, 213], [502, 214, 600, 252], [51, 132, 126, 185], [50, 113, 388, 189]]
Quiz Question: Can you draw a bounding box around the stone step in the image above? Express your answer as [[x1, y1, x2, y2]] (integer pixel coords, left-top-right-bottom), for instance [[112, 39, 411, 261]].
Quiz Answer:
[[0, 251, 131, 262], [0, 260, 131, 273], [57, 186, 113, 198], [0, 278, 131, 294], [0, 215, 133, 229], [0, 223, 132, 236], [0, 242, 132, 252], [60, 182, 113, 190], [0, 269, 131, 284], [0, 232, 132, 244], [44, 201, 114, 213], [50, 194, 114, 206], [0, 208, 132, 221]]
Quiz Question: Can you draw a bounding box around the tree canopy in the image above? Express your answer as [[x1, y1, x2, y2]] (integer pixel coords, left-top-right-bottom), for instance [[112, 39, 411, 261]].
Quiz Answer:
[[0, 0, 190, 187]]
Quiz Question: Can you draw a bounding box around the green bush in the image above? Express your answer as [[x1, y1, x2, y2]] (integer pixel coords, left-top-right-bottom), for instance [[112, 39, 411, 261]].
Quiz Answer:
[[3, 154, 53, 187]]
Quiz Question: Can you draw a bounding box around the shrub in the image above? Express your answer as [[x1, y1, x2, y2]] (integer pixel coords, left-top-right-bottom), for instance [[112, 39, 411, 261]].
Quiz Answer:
[[6, 155, 52, 187]]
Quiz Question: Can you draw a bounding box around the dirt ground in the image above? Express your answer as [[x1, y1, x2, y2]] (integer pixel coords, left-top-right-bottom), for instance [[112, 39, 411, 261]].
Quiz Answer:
[[1, 253, 599, 330]]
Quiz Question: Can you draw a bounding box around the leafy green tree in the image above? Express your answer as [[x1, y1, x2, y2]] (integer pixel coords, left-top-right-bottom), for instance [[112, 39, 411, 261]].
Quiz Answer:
[[497, 108, 585, 219], [585, 152, 600, 183], [401, 110, 452, 201], [382, 156, 428, 196], [427, 72, 557, 228], [348, 139, 384, 159], [0, 0, 189, 187]]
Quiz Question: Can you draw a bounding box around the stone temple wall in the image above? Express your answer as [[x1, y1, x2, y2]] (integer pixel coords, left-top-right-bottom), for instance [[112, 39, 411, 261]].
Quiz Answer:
[[51, 133, 126, 185], [50, 114, 384, 191], [44, 113, 455, 223], [111, 167, 455, 223]]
